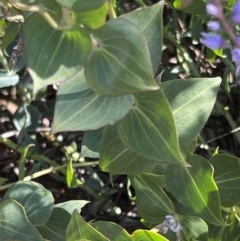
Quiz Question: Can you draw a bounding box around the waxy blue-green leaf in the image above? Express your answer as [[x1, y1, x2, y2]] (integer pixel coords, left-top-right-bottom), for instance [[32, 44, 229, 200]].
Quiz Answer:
[[4, 181, 54, 227], [166, 154, 226, 226], [55, 0, 106, 12], [0, 199, 45, 241], [180, 139, 197, 158], [23, 13, 92, 93], [92, 221, 131, 241], [85, 18, 158, 96], [13, 105, 40, 131], [134, 173, 175, 224], [161, 77, 221, 143], [66, 211, 109, 241], [210, 154, 240, 207], [118, 90, 186, 164], [121, 2, 164, 74], [99, 125, 156, 174], [81, 128, 103, 158], [37, 208, 71, 241], [52, 70, 133, 132], [55, 200, 89, 214], [0, 71, 19, 87], [73, 2, 108, 29]]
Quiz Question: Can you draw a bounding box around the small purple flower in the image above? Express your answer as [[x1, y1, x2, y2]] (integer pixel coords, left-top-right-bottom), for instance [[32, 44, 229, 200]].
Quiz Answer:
[[232, 47, 240, 76], [207, 21, 221, 31], [235, 36, 240, 46], [206, 3, 221, 17], [232, 48, 240, 64], [232, 0, 240, 24], [200, 32, 226, 50]]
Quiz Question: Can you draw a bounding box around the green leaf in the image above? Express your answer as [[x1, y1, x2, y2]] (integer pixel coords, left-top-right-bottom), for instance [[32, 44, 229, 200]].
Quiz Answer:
[[134, 173, 175, 224], [132, 230, 169, 241], [118, 90, 186, 164], [73, 2, 108, 29], [13, 104, 41, 131], [0, 70, 19, 88], [92, 221, 169, 241], [165, 154, 226, 226], [208, 223, 224, 241], [5, 39, 26, 74], [174, 215, 208, 241], [55, 0, 106, 12], [0, 199, 45, 241], [3, 22, 21, 56], [173, 0, 206, 15], [221, 213, 240, 241], [99, 125, 156, 174], [81, 146, 100, 159], [161, 215, 208, 241], [85, 18, 158, 96], [52, 70, 133, 132], [3, 181, 54, 226], [179, 139, 197, 158], [92, 221, 131, 241], [81, 128, 103, 158], [210, 154, 240, 207], [55, 200, 89, 214], [82, 129, 102, 152], [121, 2, 164, 74], [66, 158, 82, 188], [0, 177, 8, 186], [23, 13, 92, 93], [37, 208, 71, 241], [161, 77, 221, 143], [190, 16, 204, 44], [19, 0, 42, 5], [66, 211, 109, 241]]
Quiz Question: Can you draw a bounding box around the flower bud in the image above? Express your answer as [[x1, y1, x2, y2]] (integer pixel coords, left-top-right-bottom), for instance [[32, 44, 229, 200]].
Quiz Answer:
[[200, 32, 226, 50], [232, 0, 240, 24], [207, 21, 221, 31], [206, 3, 221, 17]]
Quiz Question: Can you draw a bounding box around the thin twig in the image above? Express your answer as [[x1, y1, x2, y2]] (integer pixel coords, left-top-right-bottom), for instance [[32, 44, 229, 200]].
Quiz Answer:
[[0, 161, 99, 191], [1, 127, 52, 138]]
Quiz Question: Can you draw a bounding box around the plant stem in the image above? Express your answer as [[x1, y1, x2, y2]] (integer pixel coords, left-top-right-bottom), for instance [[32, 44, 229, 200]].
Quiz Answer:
[[135, 0, 146, 7], [215, 101, 240, 145], [213, 0, 236, 43], [108, 0, 117, 19], [0, 135, 57, 166], [19, 144, 35, 180], [0, 161, 99, 191], [222, 57, 236, 74]]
